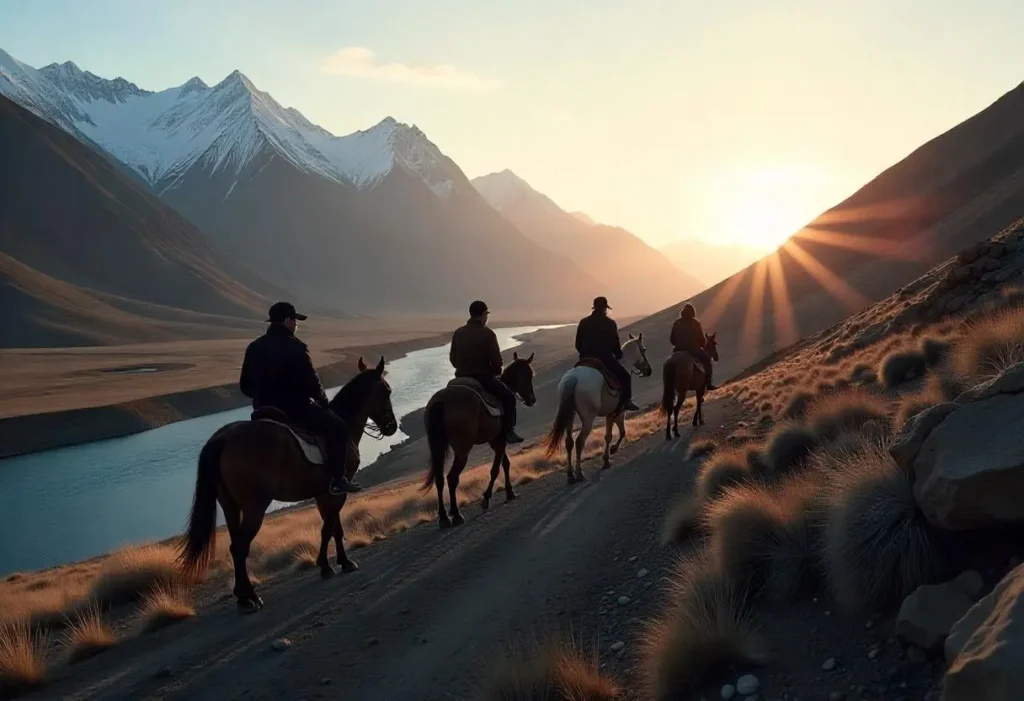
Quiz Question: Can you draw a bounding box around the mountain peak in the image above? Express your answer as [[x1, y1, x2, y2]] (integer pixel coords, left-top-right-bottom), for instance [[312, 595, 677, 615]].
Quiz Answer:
[[216, 69, 257, 94], [181, 76, 208, 92]]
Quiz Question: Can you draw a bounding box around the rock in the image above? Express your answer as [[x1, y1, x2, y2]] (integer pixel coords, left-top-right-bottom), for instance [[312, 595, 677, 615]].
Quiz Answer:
[[271, 638, 291, 652], [868, 648, 879, 659], [890, 403, 958, 469], [944, 294, 973, 314], [988, 242, 1009, 258], [637, 568, 650, 578], [610, 641, 625, 652], [957, 247, 982, 265], [721, 684, 737, 700], [822, 657, 837, 671], [736, 674, 759, 695], [913, 392, 1024, 529], [978, 256, 1002, 272], [944, 564, 1024, 700], [617, 595, 631, 606], [628, 555, 638, 562], [896, 575, 978, 650], [953, 361, 1024, 404], [995, 269, 1014, 283]]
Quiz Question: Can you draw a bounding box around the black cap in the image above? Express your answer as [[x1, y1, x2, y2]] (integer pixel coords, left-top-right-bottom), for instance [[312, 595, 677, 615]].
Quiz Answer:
[[593, 296, 611, 310], [469, 300, 489, 317], [267, 301, 308, 323]]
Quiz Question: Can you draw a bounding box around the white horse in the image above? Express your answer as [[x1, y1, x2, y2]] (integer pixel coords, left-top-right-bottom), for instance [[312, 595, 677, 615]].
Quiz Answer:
[[544, 334, 653, 483]]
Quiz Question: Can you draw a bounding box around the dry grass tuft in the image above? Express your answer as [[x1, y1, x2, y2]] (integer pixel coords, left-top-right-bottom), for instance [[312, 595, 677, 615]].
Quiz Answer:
[[88, 544, 185, 609], [919, 336, 951, 367], [821, 441, 950, 612], [895, 379, 948, 427], [951, 305, 1024, 385], [781, 390, 814, 420], [62, 605, 116, 664], [137, 585, 196, 633], [703, 477, 822, 602], [642, 553, 765, 700], [257, 527, 320, 572], [484, 640, 619, 700], [661, 497, 704, 547], [685, 440, 717, 462], [695, 451, 751, 504], [807, 388, 890, 442], [0, 621, 47, 695], [764, 422, 819, 479], [878, 349, 927, 388]]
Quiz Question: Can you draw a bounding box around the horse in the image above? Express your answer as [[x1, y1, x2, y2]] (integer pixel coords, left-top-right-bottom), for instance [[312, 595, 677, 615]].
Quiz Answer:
[[177, 356, 398, 613], [543, 334, 653, 483], [660, 333, 720, 439], [422, 352, 538, 528]]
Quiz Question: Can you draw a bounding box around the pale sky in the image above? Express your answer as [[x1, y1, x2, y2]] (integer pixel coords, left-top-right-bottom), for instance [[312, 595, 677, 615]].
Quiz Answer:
[[2, 0, 1022, 251]]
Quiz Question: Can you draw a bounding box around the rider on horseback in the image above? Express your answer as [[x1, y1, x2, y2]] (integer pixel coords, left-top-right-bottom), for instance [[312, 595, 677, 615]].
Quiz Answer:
[[670, 303, 718, 391], [449, 300, 525, 445], [239, 302, 362, 496], [575, 297, 640, 412]]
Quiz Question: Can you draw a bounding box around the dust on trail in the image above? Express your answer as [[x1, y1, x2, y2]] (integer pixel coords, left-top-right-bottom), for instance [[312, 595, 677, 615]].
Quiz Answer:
[[41, 400, 733, 701]]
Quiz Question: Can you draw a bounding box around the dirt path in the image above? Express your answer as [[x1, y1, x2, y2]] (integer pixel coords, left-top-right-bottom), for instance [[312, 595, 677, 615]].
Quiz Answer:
[[36, 399, 734, 701]]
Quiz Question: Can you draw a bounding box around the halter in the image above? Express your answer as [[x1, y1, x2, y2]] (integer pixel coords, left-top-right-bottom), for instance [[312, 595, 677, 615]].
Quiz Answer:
[[629, 341, 651, 376]]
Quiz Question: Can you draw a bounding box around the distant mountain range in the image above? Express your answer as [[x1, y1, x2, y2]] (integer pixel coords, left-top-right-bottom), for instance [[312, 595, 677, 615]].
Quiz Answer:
[[0, 49, 622, 322], [472, 170, 704, 316]]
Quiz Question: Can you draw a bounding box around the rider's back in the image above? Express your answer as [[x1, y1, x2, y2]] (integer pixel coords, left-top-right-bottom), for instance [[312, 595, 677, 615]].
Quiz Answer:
[[671, 316, 704, 352], [241, 326, 323, 415], [450, 320, 502, 378], [575, 313, 621, 360]]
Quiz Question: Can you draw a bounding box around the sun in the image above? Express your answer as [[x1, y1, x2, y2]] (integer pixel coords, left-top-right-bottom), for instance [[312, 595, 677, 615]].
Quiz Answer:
[[688, 164, 829, 251]]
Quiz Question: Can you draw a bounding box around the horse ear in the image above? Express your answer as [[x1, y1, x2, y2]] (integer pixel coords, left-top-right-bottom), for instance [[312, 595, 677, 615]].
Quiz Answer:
[[628, 332, 635, 340], [513, 351, 519, 361], [638, 332, 644, 343], [376, 356, 385, 375], [526, 352, 535, 364], [710, 332, 717, 340], [358, 356, 367, 372]]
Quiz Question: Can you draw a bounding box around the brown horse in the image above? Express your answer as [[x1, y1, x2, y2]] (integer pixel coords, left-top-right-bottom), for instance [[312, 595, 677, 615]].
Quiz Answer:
[[177, 356, 398, 612], [422, 353, 537, 528], [660, 333, 719, 439]]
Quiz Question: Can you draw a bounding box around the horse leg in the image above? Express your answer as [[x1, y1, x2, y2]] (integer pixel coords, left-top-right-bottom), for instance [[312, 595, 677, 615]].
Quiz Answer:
[[448, 450, 469, 526], [232, 500, 269, 613], [564, 426, 576, 485], [435, 457, 451, 530], [481, 446, 503, 510], [501, 453, 516, 501], [601, 415, 614, 470], [574, 416, 595, 482], [333, 506, 358, 573], [315, 499, 337, 579], [611, 412, 626, 455], [696, 389, 707, 427], [674, 390, 685, 437]]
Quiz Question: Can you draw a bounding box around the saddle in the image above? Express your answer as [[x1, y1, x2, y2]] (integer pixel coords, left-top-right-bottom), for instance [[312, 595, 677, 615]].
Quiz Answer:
[[445, 378, 503, 417], [250, 407, 325, 465], [669, 350, 704, 375], [574, 358, 622, 393]]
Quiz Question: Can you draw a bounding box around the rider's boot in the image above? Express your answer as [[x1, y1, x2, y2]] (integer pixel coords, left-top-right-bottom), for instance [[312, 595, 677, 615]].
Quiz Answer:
[[505, 418, 525, 444], [325, 440, 363, 495], [624, 398, 641, 411]]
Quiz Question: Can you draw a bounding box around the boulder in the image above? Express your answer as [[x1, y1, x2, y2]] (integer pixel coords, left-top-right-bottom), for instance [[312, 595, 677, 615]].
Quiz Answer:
[[913, 392, 1024, 530], [889, 403, 959, 471], [943, 564, 1024, 700], [896, 572, 984, 650], [957, 247, 982, 265]]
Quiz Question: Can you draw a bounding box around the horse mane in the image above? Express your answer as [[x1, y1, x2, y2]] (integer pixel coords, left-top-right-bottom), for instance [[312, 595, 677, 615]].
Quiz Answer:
[[501, 358, 533, 386], [328, 370, 380, 417]]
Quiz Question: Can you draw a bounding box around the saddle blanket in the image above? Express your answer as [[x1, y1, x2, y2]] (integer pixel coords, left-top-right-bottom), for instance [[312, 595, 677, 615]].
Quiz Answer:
[[446, 378, 503, 417], [257, 419, 325, 465]]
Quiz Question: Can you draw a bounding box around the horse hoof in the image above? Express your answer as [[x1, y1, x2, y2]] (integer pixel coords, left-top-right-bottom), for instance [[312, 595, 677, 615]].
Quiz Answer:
[[237, 597, 262, 615], [610, 445, 619, 455], [340, 560, 359, 574], [439, 518, 452, 530], [665, 433, 672, 441], [566, 475, 577, 485], [601, 462, 611, 471], [506, 490, 518, 502], [481, 496, 490, 510], [452, 513, 466, 526], [320, 565, 337, 580]]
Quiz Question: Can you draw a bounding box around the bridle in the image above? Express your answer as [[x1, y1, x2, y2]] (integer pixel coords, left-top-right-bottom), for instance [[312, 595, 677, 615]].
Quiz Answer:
[[631, 342, 652, 376]]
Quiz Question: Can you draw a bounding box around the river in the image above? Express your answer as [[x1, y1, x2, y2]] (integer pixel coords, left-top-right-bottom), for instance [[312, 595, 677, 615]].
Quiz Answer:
[[0, 325, 561, 575]]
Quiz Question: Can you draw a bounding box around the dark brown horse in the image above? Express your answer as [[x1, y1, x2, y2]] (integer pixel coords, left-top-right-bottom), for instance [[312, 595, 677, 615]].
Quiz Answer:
[[422, 353, 537, 528], [177, 357, 397, 612], [661, 333, 719, 438]]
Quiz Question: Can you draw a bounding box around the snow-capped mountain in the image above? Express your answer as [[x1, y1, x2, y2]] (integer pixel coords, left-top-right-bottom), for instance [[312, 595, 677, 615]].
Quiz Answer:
[[0, 49, 460, 200], [1, 49, 603, 316]]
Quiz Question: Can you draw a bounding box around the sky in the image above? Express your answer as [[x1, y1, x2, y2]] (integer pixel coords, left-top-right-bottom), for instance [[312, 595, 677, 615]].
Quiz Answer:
[[2, 0, 1022, 252]]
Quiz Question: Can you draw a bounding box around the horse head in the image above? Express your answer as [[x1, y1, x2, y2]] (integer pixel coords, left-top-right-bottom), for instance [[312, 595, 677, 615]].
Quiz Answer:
[[503, 351, 537, 407], [704, 332, 720, 362], [625, 333, 653, 377], [331, 356, 398, 438]]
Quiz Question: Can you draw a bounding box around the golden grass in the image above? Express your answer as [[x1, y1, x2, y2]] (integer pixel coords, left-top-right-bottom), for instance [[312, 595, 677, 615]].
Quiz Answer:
[[62, 605, 116, 664], [483, 640, 619, 701], [819, 440, 950, 612], [878, 349, 927, 388], [951, 305, 1024, 385], [0, 621, 47, 695], [895, 378, 948, 427], [780, 390, 813, 420], [137, 585, 196, 633], [763, 421, 819, 479], [806, 387, 890, 442], [695, 450, 751, 504], [641, 553, 765, 700], [89, 544, 186, 609], [685, 439, 717, 462]]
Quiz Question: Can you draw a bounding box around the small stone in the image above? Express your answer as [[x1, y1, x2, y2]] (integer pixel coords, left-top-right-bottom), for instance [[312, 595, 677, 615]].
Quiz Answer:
[[319, 677, 332, 686], [628, 556, 638, 563], [868, 648, 879, 660], [610, 641, 625, 652], [822, 657, 837, 671], [365, 637, 379, 647], [866, 620, 875, 629], [271, 638, 291, 652], [721, 684, 737, 700], [618, 595, 631, 606], [736, 674, 759, 695], [638, 568, 650, 578], [824, 610, 831, 616]]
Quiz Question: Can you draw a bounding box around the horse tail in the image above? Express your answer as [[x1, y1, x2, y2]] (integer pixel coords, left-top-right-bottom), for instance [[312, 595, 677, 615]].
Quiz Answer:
[[422, 399, 449, 491], [177, 432, 224, 580], [544, 375, 578, 457], [661, 358, 676, 417]]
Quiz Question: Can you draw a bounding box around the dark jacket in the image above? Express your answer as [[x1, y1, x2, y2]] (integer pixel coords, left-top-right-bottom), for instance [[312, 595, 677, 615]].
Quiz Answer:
[[671, 317, 706, 352], [575, 312, 623, 360], [240, 324, 329, 417], [450, 318, 503, 378]]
